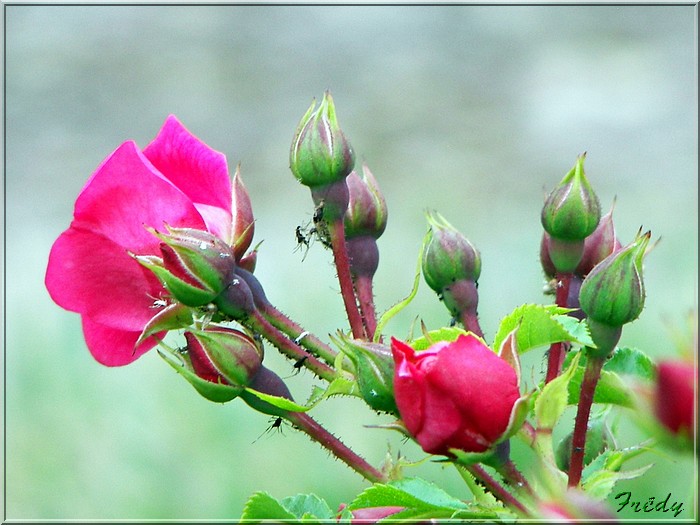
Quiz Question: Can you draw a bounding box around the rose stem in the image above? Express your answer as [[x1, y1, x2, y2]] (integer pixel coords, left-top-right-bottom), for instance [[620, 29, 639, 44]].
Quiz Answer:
[[258, 302, 338, 364], [567, 354, 605, 487], [545, 273, 572, 383], [327, 219, 367, 340], [247, 310, 337, 382], [466, 464, 530, 516], [286, 411, 387, 483], [353, 274, 378, 340], [459, 309, 484, 339]]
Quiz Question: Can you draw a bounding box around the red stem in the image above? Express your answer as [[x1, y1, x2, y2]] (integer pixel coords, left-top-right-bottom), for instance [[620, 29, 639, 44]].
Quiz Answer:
[[354, 275, 377, 340], [567, 355, 605, 487], [460, 310, 484, 338], [466, 464, 530, 516], [287, 411, 387, 483], [258, 302, 337, 364], [327, 220, 367, 340], [247, 310, 337, 382], [545, 273, 572, 383]]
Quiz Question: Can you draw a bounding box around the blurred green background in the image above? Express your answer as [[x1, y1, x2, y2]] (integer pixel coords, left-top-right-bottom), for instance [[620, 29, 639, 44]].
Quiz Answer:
[[4, 4, 697, 521]]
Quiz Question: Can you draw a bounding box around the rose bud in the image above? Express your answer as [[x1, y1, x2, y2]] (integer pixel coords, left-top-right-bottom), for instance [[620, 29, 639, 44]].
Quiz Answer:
[[537, 490, 616, 521], [213, 271, 256, 320], [575, 203, 621, 277], [289, 90, 355, 188], [344, 163, 388, 240], [135, 226, 236, 307], [422, 211, 481, 292], [172, 326, 263, 403], [541, 154, 601, 273], [391, 334, 522, 456], [230, 165, 255, 261], [654, 360, 696, 439], [336, 503, 405, 523], [579, 230, 651, 356]]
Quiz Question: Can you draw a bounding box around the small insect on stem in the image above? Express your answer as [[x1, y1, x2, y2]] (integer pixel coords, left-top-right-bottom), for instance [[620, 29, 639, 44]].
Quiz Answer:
[[252, 416, 285, 443]]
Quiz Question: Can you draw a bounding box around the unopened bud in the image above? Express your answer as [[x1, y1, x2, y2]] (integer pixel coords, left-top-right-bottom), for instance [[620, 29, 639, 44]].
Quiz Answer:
[[230, 166, 255, 260], [576, 204, 621, 276], [289, 91, 355, 188], [421, 211, 481, 293], [541, 154, 601, 242], [135, 227, 235, 307], [344, 163, 388, 240]]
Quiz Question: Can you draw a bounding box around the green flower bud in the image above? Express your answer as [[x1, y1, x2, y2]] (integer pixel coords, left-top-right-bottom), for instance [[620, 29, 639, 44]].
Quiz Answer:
[[422, 211, 481, 293], [135, 227, 235, 307], [344, 163, 388, 240], [166, 326, 263, 403], [555, 411, 612, 471], [580, 230, 651, 328], [289, 91, 355, 187], [185, 326, 263, 388], [541, 154, 601, 242], [334, 335, 398, 415]]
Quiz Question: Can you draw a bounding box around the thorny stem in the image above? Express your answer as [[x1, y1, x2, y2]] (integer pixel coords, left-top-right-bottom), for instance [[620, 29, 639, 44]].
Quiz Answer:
[[466, 464, 530, 516], [545, 273, 572, 383], [327, 219, 367, 340], [568, 354, 605, 487], [247, 310, 337, 382], [258, 302, 338, 364], [354, 275, 378, 341], [496, 460, 535, 499], [286, 411, 387, 484]]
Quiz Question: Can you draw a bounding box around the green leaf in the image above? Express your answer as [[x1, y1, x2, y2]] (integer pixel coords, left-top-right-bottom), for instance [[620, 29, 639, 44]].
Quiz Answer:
[[536, 352, 581, 429], [604, 347, 656, 380], [580, 444, 652, 499], [241, 491, 297, 521], [280, 493, 334, 520], [568, 367, 633, 407], [390, 478, 469, 510], [492, 304, 590, 354], [411, 327, 468, 350], [583, 464, 654, 500]]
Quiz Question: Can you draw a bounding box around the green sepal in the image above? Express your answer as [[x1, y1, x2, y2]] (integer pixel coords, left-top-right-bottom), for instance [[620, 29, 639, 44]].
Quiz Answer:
[[580, 444, 653, 499], [136, 302, 194, 347], [242, 386, 312, 413], [135, 255, 218, 306], [411, 326, 469, 350], [158, 349, 241, 403]]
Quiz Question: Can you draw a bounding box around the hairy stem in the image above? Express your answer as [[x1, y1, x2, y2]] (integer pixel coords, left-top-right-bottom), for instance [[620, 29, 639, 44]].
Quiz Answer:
[[327, 219, 367, 340], [258, 302, 338, 364], [495, 460, 535, 499], [466, 464, 530, 516], [567, 354, 605, 487], [354, 275, 378, 340], [246, 310, 337, 382], [545, 273, 572, 383], [286, 411, 387, 483]]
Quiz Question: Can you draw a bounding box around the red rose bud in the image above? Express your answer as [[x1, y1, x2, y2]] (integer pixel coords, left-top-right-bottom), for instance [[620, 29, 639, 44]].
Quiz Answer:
[[344, 163, 388, 240], [391, 334, 520, 455], [289, 90, 355, 188], [346, 236, 379, 279], [421, 211, 481, 293], [654, 360, 696, 438], [537, 490, 616, 521], [576, 203, 621, 277], [541, 153, 601, 242], [135, 227, 236, 307], [230, 165, 255, 261], [334, 335, 398, 415], [185, 326, 263, 387]]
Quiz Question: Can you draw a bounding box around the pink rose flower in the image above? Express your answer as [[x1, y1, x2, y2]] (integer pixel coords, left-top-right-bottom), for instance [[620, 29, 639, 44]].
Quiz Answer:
[[391, 334, 520, 455], [45, 115, 233, 366]]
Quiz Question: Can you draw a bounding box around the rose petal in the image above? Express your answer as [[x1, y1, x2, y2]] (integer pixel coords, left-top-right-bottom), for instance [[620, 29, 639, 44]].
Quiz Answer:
[[46, 227, 164, 331], [143, 115, 233, 233], [73, 141, 207, 250], [82, 318, 158, 366]]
